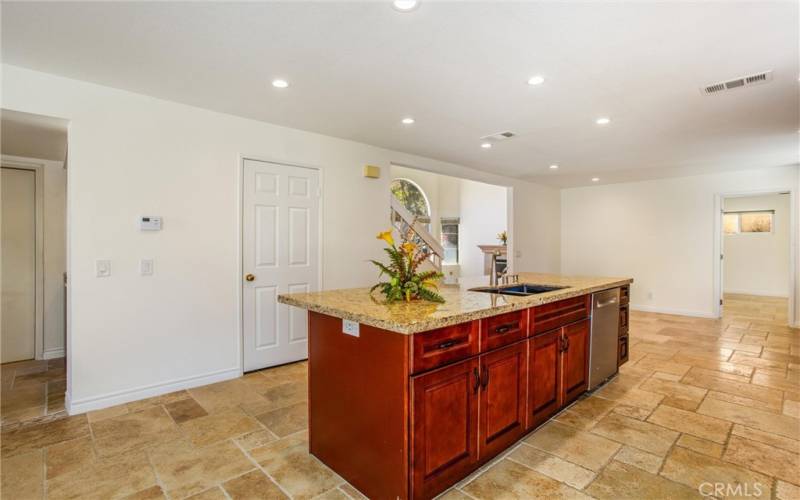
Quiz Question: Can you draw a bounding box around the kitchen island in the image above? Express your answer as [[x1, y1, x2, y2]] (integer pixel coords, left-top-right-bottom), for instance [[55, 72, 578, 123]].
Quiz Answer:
[[278, 272, 632, 500]]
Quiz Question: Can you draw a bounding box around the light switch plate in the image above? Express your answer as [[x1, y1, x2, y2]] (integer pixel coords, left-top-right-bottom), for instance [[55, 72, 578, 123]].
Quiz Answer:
[[140, 259, 154, 276], [342, 319, 360, 337], [96, 259, 111, 277]]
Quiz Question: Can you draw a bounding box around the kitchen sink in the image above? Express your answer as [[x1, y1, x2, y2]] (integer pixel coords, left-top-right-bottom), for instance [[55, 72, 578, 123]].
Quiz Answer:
[[469, 283, 569, 296]]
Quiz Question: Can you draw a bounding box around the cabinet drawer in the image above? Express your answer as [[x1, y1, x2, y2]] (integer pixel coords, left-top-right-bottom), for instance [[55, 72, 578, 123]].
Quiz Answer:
[[480, 310, 528, 352], [530, 295, 590, 335], [618, 335, 629, 366], [411, 321, 480, 374], [620, 285, 630, 305]]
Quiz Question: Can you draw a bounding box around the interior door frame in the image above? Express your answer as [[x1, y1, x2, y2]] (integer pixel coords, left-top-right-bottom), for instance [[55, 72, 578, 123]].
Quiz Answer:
[[237, 155, 324, 374], [713, 187, 797, 325], [1, 155, 53, 360]]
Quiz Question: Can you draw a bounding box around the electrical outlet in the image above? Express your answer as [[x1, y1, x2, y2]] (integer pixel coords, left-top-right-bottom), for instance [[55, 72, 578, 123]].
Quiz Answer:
[[342, 319, 360, 337], [96, 260, 111, 277], [140, 259, 154, 276]]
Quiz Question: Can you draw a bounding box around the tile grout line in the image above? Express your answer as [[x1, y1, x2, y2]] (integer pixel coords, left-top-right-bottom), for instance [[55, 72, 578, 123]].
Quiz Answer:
[[231, 437, 295, 500]]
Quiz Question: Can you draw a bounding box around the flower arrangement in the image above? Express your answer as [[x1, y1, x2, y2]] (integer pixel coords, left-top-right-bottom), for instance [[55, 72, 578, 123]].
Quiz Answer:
[[370, 228, 445, 303], [497, 230, 508, 246]]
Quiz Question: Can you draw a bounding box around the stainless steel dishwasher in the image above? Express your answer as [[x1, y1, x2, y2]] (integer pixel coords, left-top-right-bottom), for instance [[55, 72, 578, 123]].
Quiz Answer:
[[588, 288, 620, 390]]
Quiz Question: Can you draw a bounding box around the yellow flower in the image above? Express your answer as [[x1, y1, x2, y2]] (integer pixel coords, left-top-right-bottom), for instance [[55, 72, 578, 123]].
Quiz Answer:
[[401, 241, 417, 255], [377, 230, 394, 246]]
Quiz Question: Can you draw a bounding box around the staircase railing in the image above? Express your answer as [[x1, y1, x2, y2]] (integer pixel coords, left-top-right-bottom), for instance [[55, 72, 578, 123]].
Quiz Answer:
[[390, 196, 444, 271]]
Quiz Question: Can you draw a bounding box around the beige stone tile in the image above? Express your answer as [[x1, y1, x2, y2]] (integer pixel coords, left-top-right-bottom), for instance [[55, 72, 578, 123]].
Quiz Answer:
[[776, 480, 800, 500], [436, 489, 473, 500], [87, 404, 129, 423], [723, 435, 800, 484], [697, 398, 800, 440], [180, 408, 261, 447], [250, 433, 341, 500], [784, 399, 800, 418], [675, 434, 724, 458], [315, 487, 351, 500], [189, 379, 268, 414], [593, 385, 664, 410], [0, 383, 45, 414], [46, 435, 96, 479], [1, 414, 89, 457], [682, 370, 784, 406], [149, 439, 254, 499], [241, 380, 308, 416], [125, 390, 191, 413], [610, 403, 654, 420], [256, 401, 308, 437], [553, 396, 615, 429], [185, 487, 229, 500], [671, 355, 754, 379], [123, 485, 167, 499], [660, 446, 772, 497], [91, 406, 180, 457], [731, 424, 800, 454], [339, 482, 368, 500], [646, 405, 731, 444], [590, 412, 679, 456], [222, 469, 288, 499], [462, 459, 591, 499], [651, 371, 683, 382], [1, 404, 46, 426], [639, 377, 707, 408], [706, 390, 784, 413], [47, 449, 157, 500], [612, 446, 663, 474], [752, 371, 800, 398], [585, 460, 696, 499], [729, 352, 788, 370], [235, 429, 278, 451], [523, 421, 620, 471], [634, 356, 691, 376], [687, 366, 751, 383], [1, 449, 43, 500], [507, 443, 595, 489], [164, 397, 208, 424]]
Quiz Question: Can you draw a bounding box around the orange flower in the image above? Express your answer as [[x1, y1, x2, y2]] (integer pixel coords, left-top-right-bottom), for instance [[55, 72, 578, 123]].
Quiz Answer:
[[401, 241, 417, 255], [377, 230, 394, 246]]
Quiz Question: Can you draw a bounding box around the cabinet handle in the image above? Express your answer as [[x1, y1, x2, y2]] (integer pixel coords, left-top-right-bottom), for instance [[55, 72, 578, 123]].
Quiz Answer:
[[481, 366, 489, 389], [563, 337, 570, 352], [494, 322, 517, 335], [472, 368, 480, 394], [437, 339, 457, 350]]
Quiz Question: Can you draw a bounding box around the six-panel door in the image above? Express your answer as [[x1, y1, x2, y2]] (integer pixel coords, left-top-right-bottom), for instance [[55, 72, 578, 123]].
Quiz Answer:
[[411, 358, 479, 499], [527, 328, 561, 429], [478, 340, 528, 461], [561, 319, 590, 406]]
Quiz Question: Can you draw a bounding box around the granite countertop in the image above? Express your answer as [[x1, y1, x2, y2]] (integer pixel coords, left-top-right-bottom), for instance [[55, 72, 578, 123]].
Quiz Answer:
[[277, 272, 632, 335]]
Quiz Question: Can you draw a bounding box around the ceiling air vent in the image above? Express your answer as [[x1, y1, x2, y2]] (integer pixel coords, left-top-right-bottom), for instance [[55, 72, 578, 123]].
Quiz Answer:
[[701, 70, 773, 95], [480, 131, 516, 142]]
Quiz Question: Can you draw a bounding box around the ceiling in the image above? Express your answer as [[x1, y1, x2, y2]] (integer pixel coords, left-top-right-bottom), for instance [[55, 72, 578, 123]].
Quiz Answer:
[[1, 109, 68, 162], [2, 1, 798, 187]]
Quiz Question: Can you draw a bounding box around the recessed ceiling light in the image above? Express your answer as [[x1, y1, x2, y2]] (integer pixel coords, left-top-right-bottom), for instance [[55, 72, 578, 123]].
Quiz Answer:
[[392, 0, 419, 12], [527, 75, 545, 86], [591, 177, 600, 182], [401, 117, 415, 125], [549, 164, 559, 170], [271, 79, 289, 88], [595, 117, 611, 125], [481, 142, 493, 149]]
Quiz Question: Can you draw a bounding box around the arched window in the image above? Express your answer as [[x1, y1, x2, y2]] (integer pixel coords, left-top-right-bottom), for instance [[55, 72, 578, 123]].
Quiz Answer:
[[390, 178, 431, 223]]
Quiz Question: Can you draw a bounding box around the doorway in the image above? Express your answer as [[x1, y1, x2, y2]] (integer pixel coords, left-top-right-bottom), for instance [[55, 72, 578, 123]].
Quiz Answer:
[[714, 190, 796, 325], [241, 158, 321, 372]]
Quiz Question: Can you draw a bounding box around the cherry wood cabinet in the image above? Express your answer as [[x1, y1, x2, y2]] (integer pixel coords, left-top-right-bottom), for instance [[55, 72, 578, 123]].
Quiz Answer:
[[561, 319, 590, 406], [528, 328, 561, 428], [480, 310, 527, 352], [478, 340, 527, 460], [411, 358, 479, 499]]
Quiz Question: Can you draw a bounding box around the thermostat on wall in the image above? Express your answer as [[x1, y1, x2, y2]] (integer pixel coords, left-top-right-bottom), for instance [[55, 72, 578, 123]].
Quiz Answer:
[[139, 216, 162, 231]]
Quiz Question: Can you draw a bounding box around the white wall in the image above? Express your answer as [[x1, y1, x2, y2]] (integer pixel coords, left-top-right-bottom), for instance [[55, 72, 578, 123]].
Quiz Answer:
[[561, 166, 798, 318], [458, 179, 507, 277], [2, 65, 561, 413], [723, 194, 790, 297]]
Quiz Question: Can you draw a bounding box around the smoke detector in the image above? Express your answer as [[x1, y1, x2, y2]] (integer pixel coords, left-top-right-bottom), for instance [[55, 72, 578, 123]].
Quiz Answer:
[[701, 70, 773, 95], [480, 131, 516, 142]]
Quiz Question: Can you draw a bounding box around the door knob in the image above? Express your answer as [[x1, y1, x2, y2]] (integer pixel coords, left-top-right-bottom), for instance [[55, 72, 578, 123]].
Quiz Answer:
[[245, 274, 255, 282]]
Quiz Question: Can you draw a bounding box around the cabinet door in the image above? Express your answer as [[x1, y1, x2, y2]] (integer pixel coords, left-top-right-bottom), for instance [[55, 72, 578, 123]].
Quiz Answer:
[[411, 358, 479, 499], [528, 329, 561, 429], [478, 341, 527, 461], [561, 319, 590, 406]]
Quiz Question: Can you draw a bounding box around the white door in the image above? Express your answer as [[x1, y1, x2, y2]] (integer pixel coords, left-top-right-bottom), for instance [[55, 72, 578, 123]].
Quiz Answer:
[[1, 168, 37, 363], [242, 159, 320, 371]]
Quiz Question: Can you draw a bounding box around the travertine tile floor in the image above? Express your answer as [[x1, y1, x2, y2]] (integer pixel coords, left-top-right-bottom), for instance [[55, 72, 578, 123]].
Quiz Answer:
[[1, 294, 798, 499]]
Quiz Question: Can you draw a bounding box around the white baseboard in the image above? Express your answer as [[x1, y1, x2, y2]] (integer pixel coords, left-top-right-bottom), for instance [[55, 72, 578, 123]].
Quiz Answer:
[[42, 348, 65, 360], [66, 367, 241, 415], [629, 304, 716, 319], [723, 289, 788, 298]]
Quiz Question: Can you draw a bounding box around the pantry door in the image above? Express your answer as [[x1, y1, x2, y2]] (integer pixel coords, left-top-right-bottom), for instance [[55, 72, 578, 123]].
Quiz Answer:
[[242, 158, 320, 371]]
